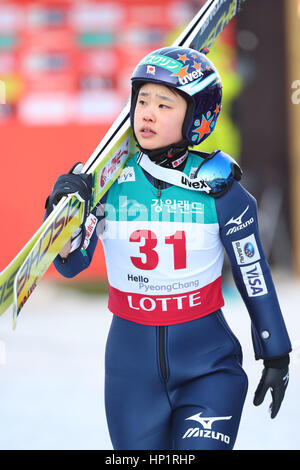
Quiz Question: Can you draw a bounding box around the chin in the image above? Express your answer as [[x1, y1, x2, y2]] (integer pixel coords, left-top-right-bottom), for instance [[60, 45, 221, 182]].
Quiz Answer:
[[138, 140, 159, 151]]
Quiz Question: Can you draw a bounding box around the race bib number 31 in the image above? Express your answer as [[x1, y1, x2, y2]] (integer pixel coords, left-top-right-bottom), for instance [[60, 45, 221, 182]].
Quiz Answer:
[[129, 229, 187, 271]]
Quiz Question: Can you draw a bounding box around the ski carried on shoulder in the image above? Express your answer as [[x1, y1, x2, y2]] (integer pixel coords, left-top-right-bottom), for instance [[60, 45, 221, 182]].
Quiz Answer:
[[0, 0, 246, 328]]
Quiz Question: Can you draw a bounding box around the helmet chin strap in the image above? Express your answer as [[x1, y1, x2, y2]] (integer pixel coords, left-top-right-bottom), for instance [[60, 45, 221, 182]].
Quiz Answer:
[[136, 139, 190, 169]]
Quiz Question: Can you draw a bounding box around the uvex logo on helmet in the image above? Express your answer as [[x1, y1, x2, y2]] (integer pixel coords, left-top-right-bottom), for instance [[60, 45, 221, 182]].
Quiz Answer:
[[178, 69, 203, 86], [130, 46, 222, 146]]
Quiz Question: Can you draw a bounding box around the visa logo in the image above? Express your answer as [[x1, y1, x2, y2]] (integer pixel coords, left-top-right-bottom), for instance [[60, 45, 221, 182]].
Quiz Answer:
[[240, 262, 268, 297]]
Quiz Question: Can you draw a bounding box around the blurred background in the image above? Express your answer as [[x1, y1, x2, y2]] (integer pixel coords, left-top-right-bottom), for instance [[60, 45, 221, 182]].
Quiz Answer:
[[0, 0, 300, 279], [0, 0, 300, 450]]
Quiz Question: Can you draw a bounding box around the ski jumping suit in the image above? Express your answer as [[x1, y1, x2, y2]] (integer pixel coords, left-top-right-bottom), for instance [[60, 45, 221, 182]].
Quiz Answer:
[[53, 151, 291, 450]]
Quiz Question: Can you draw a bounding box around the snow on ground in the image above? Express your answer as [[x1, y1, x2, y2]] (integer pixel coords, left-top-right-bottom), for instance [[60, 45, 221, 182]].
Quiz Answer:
[[0, 273, 299, 450]]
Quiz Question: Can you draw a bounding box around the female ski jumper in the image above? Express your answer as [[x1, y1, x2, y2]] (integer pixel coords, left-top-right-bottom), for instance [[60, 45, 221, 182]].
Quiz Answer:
[[48, 46, 291, 450], [53, 149, 291, 450]]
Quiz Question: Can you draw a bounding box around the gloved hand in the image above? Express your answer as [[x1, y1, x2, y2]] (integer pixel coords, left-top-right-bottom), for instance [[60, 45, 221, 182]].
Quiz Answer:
[[253, 354, 290, 419], [45, 162, 93, 223]]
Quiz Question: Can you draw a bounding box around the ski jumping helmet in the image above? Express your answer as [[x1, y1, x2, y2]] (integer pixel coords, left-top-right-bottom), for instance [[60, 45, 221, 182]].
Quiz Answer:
[[130, 46, 222, 147]]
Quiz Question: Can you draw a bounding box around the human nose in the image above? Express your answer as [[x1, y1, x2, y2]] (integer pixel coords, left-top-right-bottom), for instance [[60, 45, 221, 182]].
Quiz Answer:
[[142, 104, 156, 122]]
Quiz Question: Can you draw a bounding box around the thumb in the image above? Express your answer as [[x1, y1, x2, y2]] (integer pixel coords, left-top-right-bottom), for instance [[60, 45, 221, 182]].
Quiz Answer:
[[269, 387, 285, 419], [253, 374, 269, 406], [69, 162, 83, 175]]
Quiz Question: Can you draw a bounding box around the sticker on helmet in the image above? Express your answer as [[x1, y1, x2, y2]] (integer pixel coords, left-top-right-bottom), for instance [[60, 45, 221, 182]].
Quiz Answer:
[[140, 54, 182, 73], [146, 65, 156, 75]]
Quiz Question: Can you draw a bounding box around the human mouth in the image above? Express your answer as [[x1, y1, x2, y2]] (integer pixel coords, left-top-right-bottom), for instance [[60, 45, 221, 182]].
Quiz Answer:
[[140, 127, 156, 138]]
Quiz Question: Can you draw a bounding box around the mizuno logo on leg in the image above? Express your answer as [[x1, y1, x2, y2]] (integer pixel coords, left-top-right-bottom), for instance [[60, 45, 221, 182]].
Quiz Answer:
[[182, 412, 232, 445]]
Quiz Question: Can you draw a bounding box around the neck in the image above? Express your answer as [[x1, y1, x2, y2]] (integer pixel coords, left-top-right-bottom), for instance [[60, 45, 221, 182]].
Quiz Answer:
[[137, 140, 189, 170]]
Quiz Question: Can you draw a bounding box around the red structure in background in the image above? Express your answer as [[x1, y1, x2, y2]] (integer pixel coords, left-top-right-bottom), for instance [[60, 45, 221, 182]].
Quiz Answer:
[[0, 0, 235, 280]]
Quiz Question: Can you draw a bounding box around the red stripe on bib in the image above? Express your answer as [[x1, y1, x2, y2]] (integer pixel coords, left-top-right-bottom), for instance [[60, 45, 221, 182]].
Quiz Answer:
[[108, 276, 224, 325]]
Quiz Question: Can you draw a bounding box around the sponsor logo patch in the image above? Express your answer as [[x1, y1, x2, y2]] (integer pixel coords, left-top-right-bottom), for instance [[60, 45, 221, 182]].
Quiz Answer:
[[182, 412, 232, 445], [178, 68, 203, 85], [118, 166, 135, 184], [83, 213, 98, 250], [225, 205, 254, 236], [232, 234, 260, 265], [181, 175, 211, 192], [240, 262, 268, 297], [141, 54, 182, 73]]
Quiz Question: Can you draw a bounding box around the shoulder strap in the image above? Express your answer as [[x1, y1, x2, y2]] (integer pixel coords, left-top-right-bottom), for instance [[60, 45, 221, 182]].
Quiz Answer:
[[137, 152, 212, 193], [137, 150, 242, 196]]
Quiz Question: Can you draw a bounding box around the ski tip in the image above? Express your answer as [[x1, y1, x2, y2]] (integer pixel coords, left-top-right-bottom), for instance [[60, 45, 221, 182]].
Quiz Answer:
[[237, 0, 247, 11], [200, 47, 210, 55]]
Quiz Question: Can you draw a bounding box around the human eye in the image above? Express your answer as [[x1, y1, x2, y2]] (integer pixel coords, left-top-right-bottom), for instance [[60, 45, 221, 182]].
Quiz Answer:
[[137, 96, 147, 106]]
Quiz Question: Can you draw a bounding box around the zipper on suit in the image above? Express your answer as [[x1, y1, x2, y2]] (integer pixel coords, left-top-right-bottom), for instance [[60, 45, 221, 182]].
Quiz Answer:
[[157, 180, 162, 198], [155, 177, 166, 379], [158, 326, 168, 381]]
